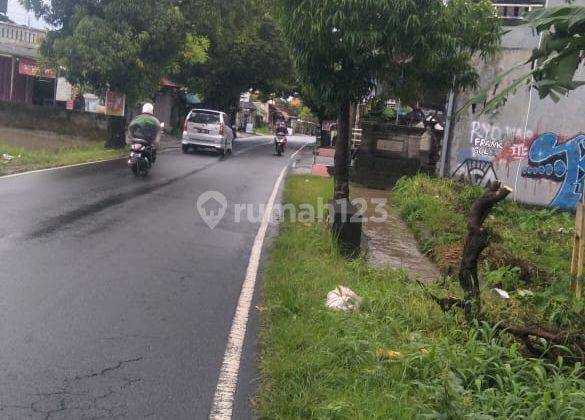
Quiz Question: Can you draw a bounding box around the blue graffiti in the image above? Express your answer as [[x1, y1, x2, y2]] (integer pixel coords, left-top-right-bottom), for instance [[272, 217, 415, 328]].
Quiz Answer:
[[522, 133, 585, 209]]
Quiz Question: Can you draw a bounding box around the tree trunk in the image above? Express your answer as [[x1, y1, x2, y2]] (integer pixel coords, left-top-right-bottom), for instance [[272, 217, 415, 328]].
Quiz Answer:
[[105, 116, 126, 149], [334, 100, 351, 199], [459, 181, 512, 320]]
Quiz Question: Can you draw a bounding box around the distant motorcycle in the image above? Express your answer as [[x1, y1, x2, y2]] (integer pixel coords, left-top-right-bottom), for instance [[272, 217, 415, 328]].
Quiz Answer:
[[275, 133, 287, 156]]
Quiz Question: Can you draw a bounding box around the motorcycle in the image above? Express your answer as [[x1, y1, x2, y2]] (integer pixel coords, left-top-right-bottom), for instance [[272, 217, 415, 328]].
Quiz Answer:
[[128, 140, 156, 177], [128, 122, 163, 177], [275, 133, 287, 156]]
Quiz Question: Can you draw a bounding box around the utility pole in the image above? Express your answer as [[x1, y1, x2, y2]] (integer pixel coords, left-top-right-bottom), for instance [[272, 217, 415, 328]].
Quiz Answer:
[[439, 90, 455, 178], [9, 56, 15, 101]]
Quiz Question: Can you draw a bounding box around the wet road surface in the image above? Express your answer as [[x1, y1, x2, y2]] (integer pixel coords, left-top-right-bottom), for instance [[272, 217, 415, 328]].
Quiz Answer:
[[0, 136, 310, 419]]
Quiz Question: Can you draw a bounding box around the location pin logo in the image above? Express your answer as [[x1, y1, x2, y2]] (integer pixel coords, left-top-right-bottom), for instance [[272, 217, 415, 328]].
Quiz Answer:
[[197, 191, 228, 229]]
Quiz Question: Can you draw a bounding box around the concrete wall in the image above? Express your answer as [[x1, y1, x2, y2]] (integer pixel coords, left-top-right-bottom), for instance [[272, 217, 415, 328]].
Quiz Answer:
[[351, 120, 429, 189], [448, 2, 585, 210], [0, 100, 116, 142]]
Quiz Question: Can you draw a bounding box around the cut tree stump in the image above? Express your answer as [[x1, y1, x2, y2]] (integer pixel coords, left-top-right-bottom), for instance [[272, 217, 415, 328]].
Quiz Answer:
[[459, 181, 512, 320]]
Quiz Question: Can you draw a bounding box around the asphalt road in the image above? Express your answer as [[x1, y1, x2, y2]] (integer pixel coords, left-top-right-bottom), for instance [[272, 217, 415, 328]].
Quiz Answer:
[[0, 135, 312, 419]]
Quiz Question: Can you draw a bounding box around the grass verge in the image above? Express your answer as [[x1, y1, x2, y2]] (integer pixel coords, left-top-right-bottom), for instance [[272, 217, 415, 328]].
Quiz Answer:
[[258, 175, 585, 419], [0, 142, 125, 176], [393, 174, 584, 332], [255, 126, 272, 136]]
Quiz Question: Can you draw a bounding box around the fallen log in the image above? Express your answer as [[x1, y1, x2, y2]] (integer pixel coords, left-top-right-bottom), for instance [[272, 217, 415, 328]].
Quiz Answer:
[[496, 324, 585, 363], [415, 282, 585, 362]]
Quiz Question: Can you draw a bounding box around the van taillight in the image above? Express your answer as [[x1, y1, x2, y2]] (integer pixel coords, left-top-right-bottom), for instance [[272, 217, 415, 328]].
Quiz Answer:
[[219, 123, 225, 135], [183, 118, 189, 131]]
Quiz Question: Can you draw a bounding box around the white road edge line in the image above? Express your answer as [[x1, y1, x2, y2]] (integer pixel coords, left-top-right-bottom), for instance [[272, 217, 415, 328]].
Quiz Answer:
[[0, 139, 271, 180], [209, 145, 307, 420], [0, 156, 127, 180]]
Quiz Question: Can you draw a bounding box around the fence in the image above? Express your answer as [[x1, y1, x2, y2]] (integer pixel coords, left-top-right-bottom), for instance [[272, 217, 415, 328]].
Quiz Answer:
[[0, 21, 44, 49]]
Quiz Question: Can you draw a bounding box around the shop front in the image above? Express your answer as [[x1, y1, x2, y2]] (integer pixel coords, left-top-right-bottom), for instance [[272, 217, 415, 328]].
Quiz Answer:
[[0, 56, 56, 105], [0, 21, 55, 106], [14, 57, 56, 105]]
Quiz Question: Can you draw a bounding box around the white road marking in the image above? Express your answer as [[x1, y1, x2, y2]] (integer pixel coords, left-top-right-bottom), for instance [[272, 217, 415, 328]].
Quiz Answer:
[[0, 157, 126, 180], [209, 145, 306, 420], [0, 150, 183, 180], [0, 139, 273, 180]]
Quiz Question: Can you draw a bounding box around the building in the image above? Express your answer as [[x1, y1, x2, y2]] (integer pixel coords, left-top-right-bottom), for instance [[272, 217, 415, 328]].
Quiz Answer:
[[444, 0, 585, 210], [236, 101, 257, 132], [152, 79, 189, 133], [0, 19, 55, 105], [492, 0, 544, 23], [253, 101, 269, 124]]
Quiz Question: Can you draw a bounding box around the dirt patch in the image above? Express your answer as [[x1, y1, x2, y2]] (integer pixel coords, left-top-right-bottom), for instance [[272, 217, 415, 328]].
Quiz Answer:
[[432, 242, 462, 276], [433, 242, 544, 284]]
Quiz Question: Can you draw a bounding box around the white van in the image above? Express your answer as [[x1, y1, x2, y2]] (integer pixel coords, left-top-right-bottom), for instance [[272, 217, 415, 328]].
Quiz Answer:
[[182, 109, 235, 156]]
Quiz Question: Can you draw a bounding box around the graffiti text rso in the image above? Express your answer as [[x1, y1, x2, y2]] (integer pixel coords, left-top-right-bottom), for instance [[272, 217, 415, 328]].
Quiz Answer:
[[470, 121, 533, 158]]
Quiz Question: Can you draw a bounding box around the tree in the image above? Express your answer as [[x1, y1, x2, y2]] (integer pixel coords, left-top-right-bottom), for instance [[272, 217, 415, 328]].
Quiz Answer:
[[21, 0, 201, 102], [276, 0, 501, 199], [299, 84, 336, 141], [298, 105, 317, 123], [22, 0, 292, 145], [175, 0, 294, 118], [470, 5, 585, 114], [21, 0, 207, 146]]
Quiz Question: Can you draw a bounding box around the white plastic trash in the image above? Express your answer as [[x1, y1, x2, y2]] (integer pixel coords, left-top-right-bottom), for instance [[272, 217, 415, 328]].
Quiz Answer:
[[493, 288, 510, 299], [326, 286, 362, 312]]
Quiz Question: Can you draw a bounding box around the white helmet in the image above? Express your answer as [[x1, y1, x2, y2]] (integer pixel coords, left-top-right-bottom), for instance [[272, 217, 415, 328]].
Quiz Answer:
[[142, 102, 154, 115]]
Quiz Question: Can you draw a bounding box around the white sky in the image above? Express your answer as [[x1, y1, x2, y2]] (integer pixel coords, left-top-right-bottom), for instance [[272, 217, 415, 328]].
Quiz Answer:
[[6, 0, 47, 29]]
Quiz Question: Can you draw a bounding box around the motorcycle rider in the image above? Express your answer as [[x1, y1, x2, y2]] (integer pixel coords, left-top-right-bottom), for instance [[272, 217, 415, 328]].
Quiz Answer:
[[126, 102, 162, 163], [274, 121, 288, 150], [275, 121, 288, 136]]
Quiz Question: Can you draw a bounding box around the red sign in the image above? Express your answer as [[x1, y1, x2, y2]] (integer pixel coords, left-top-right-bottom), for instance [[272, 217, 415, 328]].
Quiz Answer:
[[106, 91, 126, 117], [162, 78, 178, 88], [18, 58, 56, 79]]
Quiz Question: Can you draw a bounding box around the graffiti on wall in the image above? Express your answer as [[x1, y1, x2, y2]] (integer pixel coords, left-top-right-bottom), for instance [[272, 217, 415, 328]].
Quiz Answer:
[[453, 159, 498, 187], [521, 133, 585, 210], [470, 121, 533, 158], [455, 119, 585, 209]]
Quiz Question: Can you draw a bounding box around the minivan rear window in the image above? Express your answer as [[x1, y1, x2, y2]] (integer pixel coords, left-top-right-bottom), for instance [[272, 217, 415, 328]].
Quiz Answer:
[[189, 111, 221, 124]]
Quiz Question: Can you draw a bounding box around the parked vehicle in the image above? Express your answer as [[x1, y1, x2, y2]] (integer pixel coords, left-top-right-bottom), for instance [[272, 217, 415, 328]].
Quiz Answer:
[[275, 133, 286, 156], [182, 109, 235, 156]]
